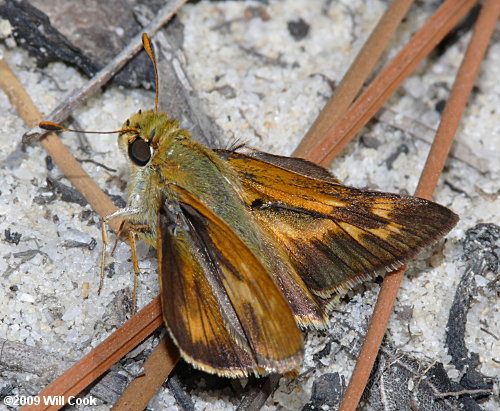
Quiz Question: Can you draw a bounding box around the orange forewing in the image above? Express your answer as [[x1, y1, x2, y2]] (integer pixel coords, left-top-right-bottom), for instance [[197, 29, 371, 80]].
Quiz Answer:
[[157, 183, 304, 377]]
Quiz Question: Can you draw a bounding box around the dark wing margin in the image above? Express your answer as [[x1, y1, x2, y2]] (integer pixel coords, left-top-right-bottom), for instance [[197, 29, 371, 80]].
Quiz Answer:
[[157, 184, 304, 377]]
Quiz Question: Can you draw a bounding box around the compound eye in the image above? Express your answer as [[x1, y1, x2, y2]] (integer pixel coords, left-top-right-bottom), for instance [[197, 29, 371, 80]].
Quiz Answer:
[[128, 138, 151, 166]]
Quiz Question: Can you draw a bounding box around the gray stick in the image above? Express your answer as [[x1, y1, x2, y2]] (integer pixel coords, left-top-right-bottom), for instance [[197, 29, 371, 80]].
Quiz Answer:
[[22, 0, 189, 143]]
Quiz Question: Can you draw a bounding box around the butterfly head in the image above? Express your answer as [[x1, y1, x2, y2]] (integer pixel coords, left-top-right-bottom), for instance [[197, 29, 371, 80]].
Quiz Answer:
[[118, 109, 181, 168]]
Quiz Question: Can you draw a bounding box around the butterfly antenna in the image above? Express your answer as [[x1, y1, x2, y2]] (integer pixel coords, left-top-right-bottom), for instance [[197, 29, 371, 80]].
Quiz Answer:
[[39, 121, 136, 134], [142, 33, 159, 113]]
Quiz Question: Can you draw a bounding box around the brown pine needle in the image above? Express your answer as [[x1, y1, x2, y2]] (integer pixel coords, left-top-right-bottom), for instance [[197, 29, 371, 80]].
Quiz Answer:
[[112, 336, 179, 411], [303, 0, 479, 167], [339, 1, 500, 409], [294, 0, 415, 158]]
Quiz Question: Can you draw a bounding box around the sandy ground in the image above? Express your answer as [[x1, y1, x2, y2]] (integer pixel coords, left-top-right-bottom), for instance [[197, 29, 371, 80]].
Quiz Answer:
[[0, 1, 498, 409]]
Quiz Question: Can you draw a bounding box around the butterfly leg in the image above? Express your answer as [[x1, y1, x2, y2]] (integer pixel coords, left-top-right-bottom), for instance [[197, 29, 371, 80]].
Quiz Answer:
[[99, 207, 141, 296], [110, 220, 127, 256], [127, 224, 150, 313]]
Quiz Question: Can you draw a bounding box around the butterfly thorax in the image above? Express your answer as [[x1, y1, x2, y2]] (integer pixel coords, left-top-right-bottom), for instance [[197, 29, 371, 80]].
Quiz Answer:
[[118, 110, 252, 248]]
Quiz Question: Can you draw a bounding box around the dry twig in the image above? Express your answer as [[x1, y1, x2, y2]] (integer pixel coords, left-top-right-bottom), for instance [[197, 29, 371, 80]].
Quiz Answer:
[[21, 0, 189, 144]]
